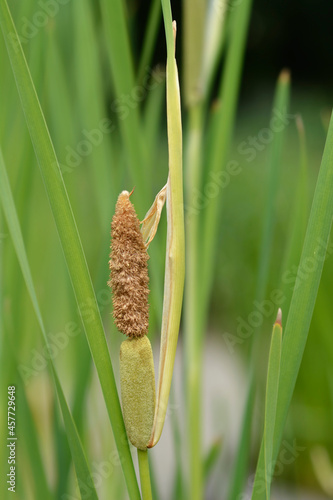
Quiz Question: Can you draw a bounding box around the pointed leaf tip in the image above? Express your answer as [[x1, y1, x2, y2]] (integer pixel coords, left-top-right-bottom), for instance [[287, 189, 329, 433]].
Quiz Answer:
[[279, 68, 290, 84], [275, 308, 282, 327]]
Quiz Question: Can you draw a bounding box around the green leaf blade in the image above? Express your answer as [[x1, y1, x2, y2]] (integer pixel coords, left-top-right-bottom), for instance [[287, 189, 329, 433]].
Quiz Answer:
[[228, 70, 290, 500], [252, 111, 333, 500], [263, 319, 282, 500], [53, 370, 99, 500], [0, 147, 98, 500], [0, 3, 140, 498]]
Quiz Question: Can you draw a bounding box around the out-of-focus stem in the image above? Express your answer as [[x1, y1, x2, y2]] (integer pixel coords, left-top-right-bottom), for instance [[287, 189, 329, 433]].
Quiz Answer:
[[184, 103, 204, 500], [183, 0, 206, 107]]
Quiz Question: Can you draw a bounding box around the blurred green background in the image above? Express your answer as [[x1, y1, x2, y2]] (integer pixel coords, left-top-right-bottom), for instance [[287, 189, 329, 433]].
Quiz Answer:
[[0, 0, 332, 499]]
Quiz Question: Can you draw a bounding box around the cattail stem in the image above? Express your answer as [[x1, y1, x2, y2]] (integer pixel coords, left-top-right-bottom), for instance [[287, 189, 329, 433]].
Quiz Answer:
[[137, 449, 153, 500]]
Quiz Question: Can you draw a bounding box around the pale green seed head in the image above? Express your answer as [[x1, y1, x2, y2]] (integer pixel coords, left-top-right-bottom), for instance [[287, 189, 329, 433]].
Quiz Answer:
[[120, 336, 155, 450]]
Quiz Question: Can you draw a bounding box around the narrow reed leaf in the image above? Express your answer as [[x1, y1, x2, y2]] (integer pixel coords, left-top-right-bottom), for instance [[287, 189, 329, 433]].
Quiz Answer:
[[137, 0, 162, 85], [251, 314, 283, 500], [255, 70, 290, 300], [143, 75, 166, 202], [262, 311, 282, 500], [200, 0, 228, 98], [295, 115, 309, 239], [99, 0, 147, 196], [228, 70, 290, 500], [17, 382, 53, 500], [170, 387, 184, 500], [53, 371, 99, 500], [279, 115, 309, 316], [0, 148, 42, 332], [202, 0, 253, 302], [182, 3, 232, 496], [273, 110, 333, 476], [149, 7, 185, 447], [45, 31, 76, 165], [0, 4, 140, 497], [143, 74, 165, 145], [204, 438, 223, 480], [73, 0, 115, 227], [183, 0, 206, 106], [54, 398, 72, 499], [227, 371, 256, 500], [184, 104, 205, 500], [0, 147, 98, 500], [252, 111, 333, 500]]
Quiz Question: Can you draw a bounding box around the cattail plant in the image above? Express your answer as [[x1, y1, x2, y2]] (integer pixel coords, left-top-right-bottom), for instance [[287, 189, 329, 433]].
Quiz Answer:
[[108, 190, 155, 451], [1, 0, 333, 498], [108, 6, 184, 497]]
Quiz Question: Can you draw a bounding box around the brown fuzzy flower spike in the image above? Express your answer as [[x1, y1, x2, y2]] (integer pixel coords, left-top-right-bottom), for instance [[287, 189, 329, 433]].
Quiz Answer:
[[109, 190, 149, 338]]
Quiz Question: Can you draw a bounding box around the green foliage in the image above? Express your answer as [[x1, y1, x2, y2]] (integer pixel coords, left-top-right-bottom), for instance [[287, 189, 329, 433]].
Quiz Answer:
[[0, 0, 332, 499], [0, 147, 98, 500]]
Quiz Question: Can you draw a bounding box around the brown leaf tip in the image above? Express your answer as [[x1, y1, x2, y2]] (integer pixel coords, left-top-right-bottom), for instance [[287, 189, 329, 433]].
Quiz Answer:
[[275, 308, 282, 327], [109, 191, 149, 338]]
